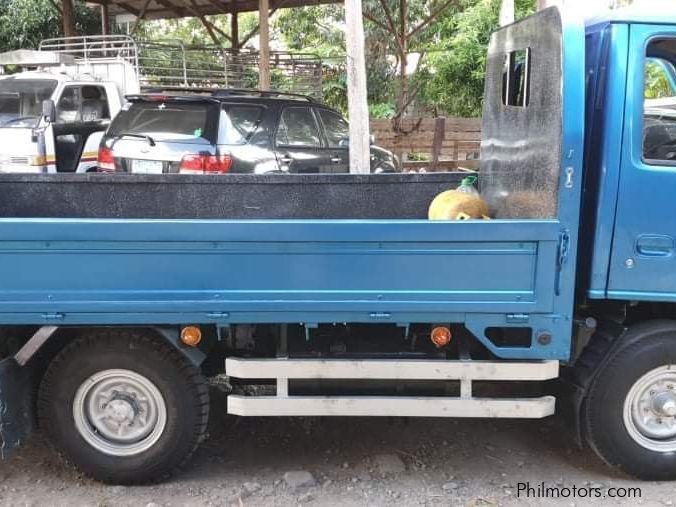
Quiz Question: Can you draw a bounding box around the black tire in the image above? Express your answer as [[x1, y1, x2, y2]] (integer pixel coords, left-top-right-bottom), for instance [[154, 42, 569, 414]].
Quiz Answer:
[[583, 320, 676, 480], [38, 330, 209, 484]]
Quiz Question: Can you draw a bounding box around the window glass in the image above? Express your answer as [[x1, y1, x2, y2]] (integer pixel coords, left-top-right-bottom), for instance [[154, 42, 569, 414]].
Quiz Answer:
[[502, 48, 531, 107], [221, 105, 263, 144], [318, 109, 350, 148], [645, 58, 676, 100], [276, 107, 322, 147], [108, 102, 214, 141], [81, 85, 110, 120], [0, 79, 56, 128], [57, 86, 80, 123], [643, 40, 676, 163]]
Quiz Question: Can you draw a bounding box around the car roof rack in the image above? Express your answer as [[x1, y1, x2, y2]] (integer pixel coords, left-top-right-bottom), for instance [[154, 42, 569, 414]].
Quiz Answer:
[[131, 87, 316, 103], [210, 88, 315, 102], [139, 86, 218, 95]]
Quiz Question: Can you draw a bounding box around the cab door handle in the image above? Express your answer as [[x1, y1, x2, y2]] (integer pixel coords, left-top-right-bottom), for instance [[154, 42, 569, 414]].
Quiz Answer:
[[280, 156, 293, 164], [330, 157, 342, 163], [636, 235, 674, 257]]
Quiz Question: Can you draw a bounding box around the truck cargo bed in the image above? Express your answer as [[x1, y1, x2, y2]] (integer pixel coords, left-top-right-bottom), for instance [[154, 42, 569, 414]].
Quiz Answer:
[[0, 173, 570, 360]]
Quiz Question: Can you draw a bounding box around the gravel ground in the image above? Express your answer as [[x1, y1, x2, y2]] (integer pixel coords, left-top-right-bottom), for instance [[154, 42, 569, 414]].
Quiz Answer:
[[1, 389, 674, 507]]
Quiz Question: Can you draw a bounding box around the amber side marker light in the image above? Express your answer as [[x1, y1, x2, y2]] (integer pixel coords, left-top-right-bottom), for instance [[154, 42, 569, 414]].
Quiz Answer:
[[180, 326, 202, 347], [430, 326, 452, 348]]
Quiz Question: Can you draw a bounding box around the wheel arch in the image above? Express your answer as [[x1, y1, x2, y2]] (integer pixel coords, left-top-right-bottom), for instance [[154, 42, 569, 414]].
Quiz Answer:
[[15, 325, 207, 401]]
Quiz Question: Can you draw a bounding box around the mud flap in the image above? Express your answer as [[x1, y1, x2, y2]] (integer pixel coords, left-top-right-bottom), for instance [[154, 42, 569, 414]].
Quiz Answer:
[[0, 358, 33, 458]]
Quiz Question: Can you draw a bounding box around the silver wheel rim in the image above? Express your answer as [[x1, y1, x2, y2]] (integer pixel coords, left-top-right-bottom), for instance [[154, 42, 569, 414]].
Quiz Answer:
[[73, 369, 167, 457], [623, 365, 676, 452]]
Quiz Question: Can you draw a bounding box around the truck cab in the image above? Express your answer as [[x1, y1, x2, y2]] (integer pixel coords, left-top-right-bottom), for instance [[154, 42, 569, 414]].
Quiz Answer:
[[583, 11, 676, 301], [0, 48, 135, 173]]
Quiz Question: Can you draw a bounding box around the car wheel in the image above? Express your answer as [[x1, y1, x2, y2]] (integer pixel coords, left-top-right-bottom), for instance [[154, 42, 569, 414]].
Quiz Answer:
[[38, 330, 209, 484], [583, 320, 676, 480]]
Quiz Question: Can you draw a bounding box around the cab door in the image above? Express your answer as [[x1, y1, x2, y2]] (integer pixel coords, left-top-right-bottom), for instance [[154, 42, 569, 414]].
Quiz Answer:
[[52, 84, 110, 172], [607, 25, 676, 299], [316, 107, 350, 173], [274, 106, 333, 173]]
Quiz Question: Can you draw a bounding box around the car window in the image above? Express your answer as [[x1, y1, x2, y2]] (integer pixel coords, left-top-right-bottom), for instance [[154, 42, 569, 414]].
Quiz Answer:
[[108, 101, 215, 142], [276, 107, 322, 147], [221, 105, 263, 144], [81, 85, 110, 121], [318, 109, 349, 148], [0, 79, 56, 128], [56, 85, 110, 123], [643, 43, 676, 163], [57, 86, 80, 123]]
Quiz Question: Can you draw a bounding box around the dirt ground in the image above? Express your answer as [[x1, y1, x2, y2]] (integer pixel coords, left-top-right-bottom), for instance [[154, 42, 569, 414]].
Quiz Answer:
[[1, 389, 674, 507]]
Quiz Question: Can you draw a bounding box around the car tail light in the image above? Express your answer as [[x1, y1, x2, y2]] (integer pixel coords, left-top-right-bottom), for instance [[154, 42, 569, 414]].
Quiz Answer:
[[179, 154, 232, 174], [97, 147, 116, 172]]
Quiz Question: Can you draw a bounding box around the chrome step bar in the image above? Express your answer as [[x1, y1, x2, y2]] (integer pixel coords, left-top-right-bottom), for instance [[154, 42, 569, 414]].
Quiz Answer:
[[225, 358, 558, 419]]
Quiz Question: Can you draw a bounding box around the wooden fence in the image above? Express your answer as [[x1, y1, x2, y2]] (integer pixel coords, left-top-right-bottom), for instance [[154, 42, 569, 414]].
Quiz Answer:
[[370, 116, 482, 171]]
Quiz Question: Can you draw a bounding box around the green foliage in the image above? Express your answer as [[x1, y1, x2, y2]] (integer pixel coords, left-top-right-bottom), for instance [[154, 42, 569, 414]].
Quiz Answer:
[[274, 0, 533, 117], [368, 102, 396, 119], [138, 13, 258, 47], [645, 60, 675, 99], [418, 0, 536, 117], [0, 0, 100, 50], [275, 4, 398, 114], [275, 5, 345, 58], [322, 68, 348, 114]]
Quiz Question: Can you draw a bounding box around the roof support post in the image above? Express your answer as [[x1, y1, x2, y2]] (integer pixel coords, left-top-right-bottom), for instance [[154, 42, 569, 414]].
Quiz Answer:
[[231, 12, 239, 49], [258, 0, 271, 90], [101, 3, 110, 35], [62, 0, 75, 37], [344, 0, 370, 174]]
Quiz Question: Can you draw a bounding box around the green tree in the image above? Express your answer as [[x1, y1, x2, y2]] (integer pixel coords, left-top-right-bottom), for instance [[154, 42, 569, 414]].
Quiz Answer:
[[138, 13, 259, 47], [417, 0, 535, 117], [645, 60, 675, 99], [0, 0, 100, 50]]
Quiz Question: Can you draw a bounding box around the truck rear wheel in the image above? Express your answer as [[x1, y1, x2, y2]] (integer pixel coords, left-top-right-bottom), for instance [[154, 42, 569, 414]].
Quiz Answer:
[[583, 321, 676, 480], [37, 330, 209, 484]]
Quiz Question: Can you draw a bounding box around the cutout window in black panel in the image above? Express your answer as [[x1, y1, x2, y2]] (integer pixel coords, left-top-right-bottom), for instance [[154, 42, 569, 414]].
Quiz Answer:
[[502, 48, 531, 107]]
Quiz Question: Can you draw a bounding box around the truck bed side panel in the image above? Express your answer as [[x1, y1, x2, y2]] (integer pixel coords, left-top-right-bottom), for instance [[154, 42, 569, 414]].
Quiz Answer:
[[0, 219, 559, 320]]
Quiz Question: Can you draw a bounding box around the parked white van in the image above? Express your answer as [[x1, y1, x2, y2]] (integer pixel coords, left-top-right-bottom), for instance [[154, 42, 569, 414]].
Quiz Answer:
[[0, 40, 140, 173]]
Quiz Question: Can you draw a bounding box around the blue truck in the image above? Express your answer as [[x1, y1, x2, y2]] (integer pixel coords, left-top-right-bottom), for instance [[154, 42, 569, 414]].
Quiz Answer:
[[1, 5, 676, 484]]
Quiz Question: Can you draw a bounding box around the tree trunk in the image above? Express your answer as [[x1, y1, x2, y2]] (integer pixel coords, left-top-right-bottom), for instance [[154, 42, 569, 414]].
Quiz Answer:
[[62, 0, 75, 37]]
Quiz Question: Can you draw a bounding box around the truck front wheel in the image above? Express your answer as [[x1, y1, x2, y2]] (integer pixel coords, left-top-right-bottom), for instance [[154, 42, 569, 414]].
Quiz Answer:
[[584, 321, 676, 480], [38, 330, 209, 484]]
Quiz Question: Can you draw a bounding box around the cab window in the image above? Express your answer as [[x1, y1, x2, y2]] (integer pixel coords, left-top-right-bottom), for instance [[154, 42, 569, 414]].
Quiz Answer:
[[276, 107, 322, 147], [643, 41, 676, 163], [56, 85, 110, 123]]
